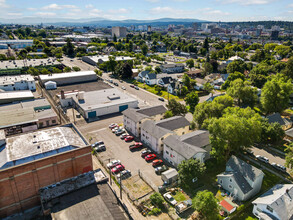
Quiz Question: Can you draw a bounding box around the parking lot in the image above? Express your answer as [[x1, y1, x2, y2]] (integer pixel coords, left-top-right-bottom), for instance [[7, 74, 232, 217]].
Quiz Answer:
[[77, 114, 165, 187]]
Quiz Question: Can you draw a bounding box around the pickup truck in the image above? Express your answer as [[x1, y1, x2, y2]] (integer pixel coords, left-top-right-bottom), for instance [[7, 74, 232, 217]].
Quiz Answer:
[[175, 200, 192, 214]]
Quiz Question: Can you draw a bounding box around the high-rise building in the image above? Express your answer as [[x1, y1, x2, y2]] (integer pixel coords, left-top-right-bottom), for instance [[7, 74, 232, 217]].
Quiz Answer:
[[112, 27, 127, 38]]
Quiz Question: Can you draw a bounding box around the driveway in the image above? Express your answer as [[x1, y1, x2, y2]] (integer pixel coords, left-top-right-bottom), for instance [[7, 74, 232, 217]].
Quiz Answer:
[[250, 146, 286, 166]]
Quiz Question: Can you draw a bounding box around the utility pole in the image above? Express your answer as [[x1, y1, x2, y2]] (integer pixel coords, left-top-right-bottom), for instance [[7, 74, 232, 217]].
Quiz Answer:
[[120, 171, 122, 200], [72, 108, 76, 124]]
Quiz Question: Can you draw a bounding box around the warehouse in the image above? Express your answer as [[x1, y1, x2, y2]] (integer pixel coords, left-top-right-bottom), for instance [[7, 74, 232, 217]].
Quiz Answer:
[[39, 71, 97, 86], [0, 75, 36, 91], [82, 55, 134, 66], [0, 90, 34, 104], [0, 124, 92, 218], [63, 88, 138, 120], [0, 40, 33, 49]]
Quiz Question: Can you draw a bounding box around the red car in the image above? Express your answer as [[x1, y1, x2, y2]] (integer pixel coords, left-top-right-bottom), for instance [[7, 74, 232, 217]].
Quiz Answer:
[[145, 154, 157, 161], [130, 84, 135, 88], [129, 142, 143, 151], [111, 164, 125, 174], [124, 135, 134, 142], [152, 159, 163, 167]]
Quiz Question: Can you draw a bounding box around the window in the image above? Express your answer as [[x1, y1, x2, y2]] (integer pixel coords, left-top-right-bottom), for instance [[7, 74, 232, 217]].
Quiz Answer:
[[267, 205, 273, 213], [39, 122, 43, 128], [219, 179, 223, 184], [230, 178, 232, 182], [52, 120, 56, 124], [228, 185, 232, 189], [166, 151, 169, 155], [143, 134, 145, 137]]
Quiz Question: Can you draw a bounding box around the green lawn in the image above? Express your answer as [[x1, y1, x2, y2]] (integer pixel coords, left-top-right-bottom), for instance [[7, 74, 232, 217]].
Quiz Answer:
[[173, 191, 188, 202]]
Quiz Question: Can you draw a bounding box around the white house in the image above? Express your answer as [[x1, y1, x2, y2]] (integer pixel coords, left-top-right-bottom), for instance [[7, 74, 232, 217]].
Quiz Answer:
[[44, 81, 57, 90], [160, 63, 184, 74], [226, 55, 244, 64], [217, 156, 264, 202], [137, 71, 149, 82], [252, 184, 293, 220], [122, 105, 166, 137], [141, 116, 190, 153], [0, 75, 36, 91], [145, 73, 157, 85], [157, 76, 173, 87], [163, 130, 211, 167]]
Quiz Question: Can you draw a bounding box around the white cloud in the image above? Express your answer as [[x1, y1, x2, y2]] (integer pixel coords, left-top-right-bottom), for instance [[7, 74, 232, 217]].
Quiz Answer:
[[42, 4, 78, 10], [220, 0, 273, 5], [89, 8, 103, 17], [0, 0, 9, 8], [148, 7, 195, 17], [289, 4, 293, 7], [108, 8, 131, 14], [35, 12, 56, 17], [27, 8, 37, 11], [146, 0, 160, 2], [203, 8, 231, 16], [85, 4, 94, 9], [7, 12, 23, 16]]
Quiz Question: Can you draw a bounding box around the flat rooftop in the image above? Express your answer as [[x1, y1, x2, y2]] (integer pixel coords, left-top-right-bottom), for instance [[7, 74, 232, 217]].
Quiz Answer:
[[39, 71, 97, 81], [84, 55, 134, 63], [0, 125, 87, 169], [0, 90, 34, 100], [40, 169, 127, 220], [0, 74, 34, 85], [73, 88, 138, 110], [0, 58, 60, 69]]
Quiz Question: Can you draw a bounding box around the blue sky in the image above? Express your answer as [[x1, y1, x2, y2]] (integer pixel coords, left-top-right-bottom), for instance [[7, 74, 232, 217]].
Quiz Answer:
[[0, 0, 293, 21]]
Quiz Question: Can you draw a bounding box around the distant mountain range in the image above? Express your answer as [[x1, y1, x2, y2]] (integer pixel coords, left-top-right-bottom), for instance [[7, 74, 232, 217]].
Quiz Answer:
[[0, 17, 208, 26]]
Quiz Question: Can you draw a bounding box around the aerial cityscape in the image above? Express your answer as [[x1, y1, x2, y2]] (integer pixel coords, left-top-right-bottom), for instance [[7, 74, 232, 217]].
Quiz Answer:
[[0, 0, 293, 220]]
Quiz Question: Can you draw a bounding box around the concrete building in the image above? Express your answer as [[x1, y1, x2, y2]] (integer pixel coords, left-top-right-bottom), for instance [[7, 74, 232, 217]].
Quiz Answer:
[[122, 105, 167, 137], [39, 71, 97, 86], [0, 124, 92, 218], [160, 63, 185, 74], [141, 116, 190, 153], [0, 90, 34, 104], [0, 58, 60, 71], [0, 75, 36, 91], [163, 130, 211, 167], [0, 98, 58, 136], [44, 81, 57, 90], [0, 40, 33, 49], [252, 184, 293, 220], [112, 27, 127, 38], [82, 55, 134, 66], [217, 156, 264, 202], [39, 169, 128, 220]]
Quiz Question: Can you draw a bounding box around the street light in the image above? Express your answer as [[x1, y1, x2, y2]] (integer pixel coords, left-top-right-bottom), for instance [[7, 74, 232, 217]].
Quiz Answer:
[[104, 158, 114, 185]]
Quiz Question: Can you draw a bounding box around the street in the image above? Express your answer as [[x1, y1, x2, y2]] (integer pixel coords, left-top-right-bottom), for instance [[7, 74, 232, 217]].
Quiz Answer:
[[251, 146, 286, 166], [61, 57, 96, 71]]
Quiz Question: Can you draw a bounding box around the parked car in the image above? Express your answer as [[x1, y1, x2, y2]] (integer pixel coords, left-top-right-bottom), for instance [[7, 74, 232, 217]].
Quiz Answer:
[[107, 160, 121, 169], [256, 155, 269, 163], [134, 86, 139, 90], [145, 154, 157, 161], [158, 97, 164, 102], [112, 126, 123, 133], [271, 163, 287, 172], [244, 149, 254, 156], [114, 82, 119, 86], [163, 192, 177, 206], [155, 165, 168, 175], [141, 149, 152, 157], [130, 84, 135, 88], [119, 80, 123, 83], [175, 200, 192, 214], [129, 142, 143, 151], [95, 145, 106, 152], [152, 159, 163, 167], [121, 86, 126, 90], [111, 164, 125, 174], [109, 123, 118, 129], [120, 133, 129, 139], [124, 135, 134, 142], [117, 170, 131, 179], [115, 129, 125, 135]]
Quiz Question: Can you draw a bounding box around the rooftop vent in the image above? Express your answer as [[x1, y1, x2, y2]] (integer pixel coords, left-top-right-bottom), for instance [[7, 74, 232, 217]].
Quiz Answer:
[[37, 146, 40, 149]]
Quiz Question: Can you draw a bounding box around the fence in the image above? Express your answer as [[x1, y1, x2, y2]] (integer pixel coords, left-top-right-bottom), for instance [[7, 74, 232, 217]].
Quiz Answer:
[[138, 169, 158, 192]]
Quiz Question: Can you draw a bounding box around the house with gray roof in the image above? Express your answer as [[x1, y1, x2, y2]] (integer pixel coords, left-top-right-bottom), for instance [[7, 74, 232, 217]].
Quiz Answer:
[[252, 184, 293, 220], [217, 155, 264, 201], [266, 113, 292, 130], [160, 63, 185, 74], [137, 71, 150, 82], [141, 116, 190, 153], [162, 130, 211, 167], [145, 73, 157, 85], [122, 105, 166, 137]]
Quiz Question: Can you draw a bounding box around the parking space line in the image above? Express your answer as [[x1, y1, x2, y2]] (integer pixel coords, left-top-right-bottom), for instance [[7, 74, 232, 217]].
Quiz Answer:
[[88, 127, 107, 134]]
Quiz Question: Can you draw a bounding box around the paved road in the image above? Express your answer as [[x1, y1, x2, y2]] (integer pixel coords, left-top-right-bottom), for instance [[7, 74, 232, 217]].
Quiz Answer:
[[61, 57, 96, 71], [250, 146, 286, 166]]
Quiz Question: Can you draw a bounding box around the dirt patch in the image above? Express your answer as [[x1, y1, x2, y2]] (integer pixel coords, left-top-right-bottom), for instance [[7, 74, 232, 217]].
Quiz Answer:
[[123, 175, 153, 199]]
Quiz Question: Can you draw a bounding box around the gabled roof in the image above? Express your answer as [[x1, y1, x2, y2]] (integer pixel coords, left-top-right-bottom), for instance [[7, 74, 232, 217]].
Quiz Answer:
[[159, 77, 173, 84], [180, 130, 209, 148], [267, 113, 291, 126], [253, 184, 293, 220], [123, 105, 166, 123], [141, 120, 171, 139], [139, 71, 149, 78], [156, 116, 189, 131], [122, 108, 147, 123], [146, 73, 157, 80]]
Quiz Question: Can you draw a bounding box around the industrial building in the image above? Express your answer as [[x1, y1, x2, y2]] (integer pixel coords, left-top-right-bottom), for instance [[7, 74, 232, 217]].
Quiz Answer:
[[39, 71, 97, 87], [112, 26, 127, 38], [0, 40, 33, 49], [0, 98, 58, 136], [0, 124, 92, 218], [39, 169, 128, 220], [82, 55, 134, 66], [0, 90, 34, 104], [0, 75, 36, 91], [57, 88, 138, 120]]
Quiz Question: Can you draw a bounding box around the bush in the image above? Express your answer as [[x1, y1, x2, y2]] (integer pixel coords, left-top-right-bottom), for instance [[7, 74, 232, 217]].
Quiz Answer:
[[150, 192, 164, 209], [148, 208, 161, 216], [72, 66, 81, 71]]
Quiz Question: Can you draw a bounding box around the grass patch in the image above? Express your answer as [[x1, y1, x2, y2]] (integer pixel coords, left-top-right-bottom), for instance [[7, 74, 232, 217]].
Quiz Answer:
[[173, 191, 187, 202]]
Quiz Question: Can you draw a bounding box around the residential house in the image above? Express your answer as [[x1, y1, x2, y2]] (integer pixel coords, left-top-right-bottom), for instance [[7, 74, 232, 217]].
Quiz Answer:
[[252, 184, 293, 220], [160, 63, 185, 74], [103, 46, 117, 54], [167, 81, 182, 95], [267, 113, 292, 130], [137, 71, 149, 82], [187, 69, 203, 79], [157, 76, 173, 87], [217, 155, 264, 201], [141, 116, 190, 153], [205, 93, 225, 102], [163, 130, 211, 167], [122, 105, 166, 137], [145, 73, 157, 85], [226, 55, 245, 64]]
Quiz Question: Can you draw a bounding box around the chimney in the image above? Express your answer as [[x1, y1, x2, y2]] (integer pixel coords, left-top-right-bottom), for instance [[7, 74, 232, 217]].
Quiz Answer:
[[61, 90, 65, 99]]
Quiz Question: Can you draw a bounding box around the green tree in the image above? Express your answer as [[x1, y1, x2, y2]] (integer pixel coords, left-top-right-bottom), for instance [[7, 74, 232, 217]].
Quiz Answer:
[[178, 159, 206, 187], [261, 77, 293, 114], [155, 66, 161, 74], [63, 66, 72, 72], [72, 66, 81, 71], [274, 45, 292, 58], [163, 110, 173, 119], [186, 59, 195, 69], [141, 44, 148, 56], [150, 192, 165, 209], [227, 59, 246, 74], [166, 99, 187, 116], [62, 38, 75, 57], [203, 37, 209, 51], [192, 190, 219, 220], [203, 62, 213, 75], [207, 107, 262, 161], [222, 71, 245, 89], [107, 56, 117, 72], [282, 57, 293, 79], [185, 91, 199, 113], [203, 82, 213, 94], [113, 34, 117, 42], [227, 79, 258, 107], [154, 85, 162, 95], [52, 67, 62, 73], [261, 120, 285, 144]]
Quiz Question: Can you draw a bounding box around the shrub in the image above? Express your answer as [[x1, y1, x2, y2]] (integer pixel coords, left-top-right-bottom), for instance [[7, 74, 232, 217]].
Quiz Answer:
[[148, 208, 161, 216]]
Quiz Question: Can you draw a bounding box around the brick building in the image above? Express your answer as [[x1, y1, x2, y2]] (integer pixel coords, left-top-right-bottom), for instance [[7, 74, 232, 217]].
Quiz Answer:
[[0, 124, 92, 218]]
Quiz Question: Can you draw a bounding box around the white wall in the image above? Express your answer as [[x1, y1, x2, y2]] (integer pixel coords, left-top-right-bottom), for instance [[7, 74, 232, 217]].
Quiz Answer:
[[252, 203, 280, 220], [0, 80, 36, 91], [124, 116, 139, 137]]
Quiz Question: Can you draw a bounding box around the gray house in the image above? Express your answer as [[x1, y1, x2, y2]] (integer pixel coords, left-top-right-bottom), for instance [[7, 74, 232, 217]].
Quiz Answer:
[[217, 156, 264, 201]]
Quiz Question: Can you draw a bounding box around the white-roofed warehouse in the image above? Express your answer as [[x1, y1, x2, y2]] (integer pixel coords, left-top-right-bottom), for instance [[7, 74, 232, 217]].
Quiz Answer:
[[39, 71, 97, 86]]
